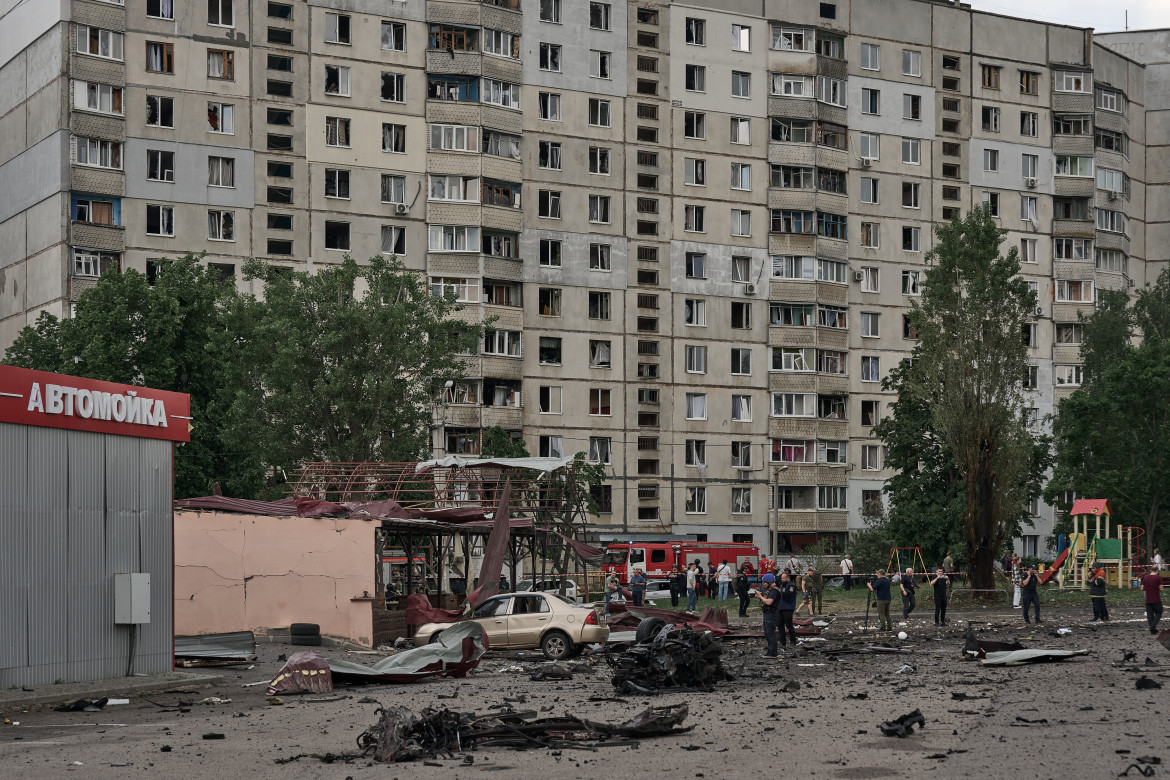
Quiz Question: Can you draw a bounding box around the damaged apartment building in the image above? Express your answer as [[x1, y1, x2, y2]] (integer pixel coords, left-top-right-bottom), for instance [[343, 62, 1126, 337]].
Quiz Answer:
[[1, 0, 1166, 553]]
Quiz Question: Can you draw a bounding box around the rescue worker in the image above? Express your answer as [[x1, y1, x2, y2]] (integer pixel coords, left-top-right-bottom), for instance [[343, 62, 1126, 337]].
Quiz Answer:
[[735, 563, 752, 618], [807, 565, 824, 615], [777, 570, 799, 651], [756, 573, 781, 657]]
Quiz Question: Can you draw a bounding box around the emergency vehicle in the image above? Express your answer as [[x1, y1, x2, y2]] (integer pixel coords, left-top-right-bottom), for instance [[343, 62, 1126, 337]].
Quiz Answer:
[[601, 540, 760, 584]]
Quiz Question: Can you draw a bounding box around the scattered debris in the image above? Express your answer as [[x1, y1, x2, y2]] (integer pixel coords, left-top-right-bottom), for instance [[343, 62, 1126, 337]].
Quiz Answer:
[[174, 631, 257, 665], [1134, 676, 1162, 690], [1057, 628, 1073, 636], [1119, 755, 1161, 777], [879, 709, 926, 738], [895, 664, 915, 674], [54, 698, 107, 712], [198, 697, 231, 705], [364, 704, 693, 763], [608, 605, 731, 635], [833, 645, 913, 656], [780, 680, 800, 693], [529, 663, 574, 681], [981, 649, 1090, 666], [847, 692, 868, 700], [267, 651, 334, 696], [202, 733, 225, 740], [610, 625, 733, 694], [327, 621, 487, 684], [106, 699, 129, 706], [267, 697, 284, 706]]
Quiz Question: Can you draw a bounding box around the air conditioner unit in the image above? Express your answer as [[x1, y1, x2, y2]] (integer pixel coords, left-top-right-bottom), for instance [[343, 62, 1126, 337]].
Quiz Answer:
[[852, 270, 865, 282], [1025, 177, 1037, 189], [395, 203, 409, 215], [1034, 305, 1044, 317], [1108, 190, 1118, 201], [744, 283, 757, 295], [738, 469, 752, 481], [860, 158, 873, 168]]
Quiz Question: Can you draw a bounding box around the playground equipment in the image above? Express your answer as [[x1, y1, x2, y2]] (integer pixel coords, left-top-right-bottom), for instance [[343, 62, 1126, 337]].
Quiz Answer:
[[1056, 499, 1144, 589], [885, 547, 928, 579]]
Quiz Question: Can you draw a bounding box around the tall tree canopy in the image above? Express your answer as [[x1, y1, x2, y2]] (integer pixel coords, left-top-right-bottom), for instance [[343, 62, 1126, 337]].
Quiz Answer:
[[879, 207, 1049, 587], [1044, 270, 1170, 558], [224, 256, 482, 472], [4, 255, 483, 498], [3, 256, 262, 497]]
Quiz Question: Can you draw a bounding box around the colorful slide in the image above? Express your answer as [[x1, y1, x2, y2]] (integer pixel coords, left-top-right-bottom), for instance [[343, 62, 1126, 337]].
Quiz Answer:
[[1039, 546, 1071, 585]]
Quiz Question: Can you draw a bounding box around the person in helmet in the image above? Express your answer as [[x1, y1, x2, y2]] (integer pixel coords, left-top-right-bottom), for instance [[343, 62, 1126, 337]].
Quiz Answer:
[[755, 572, 781, 657]]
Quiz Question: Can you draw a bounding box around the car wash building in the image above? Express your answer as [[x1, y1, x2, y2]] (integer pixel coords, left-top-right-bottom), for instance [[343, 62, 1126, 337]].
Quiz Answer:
[[0, 365, 190, 687]]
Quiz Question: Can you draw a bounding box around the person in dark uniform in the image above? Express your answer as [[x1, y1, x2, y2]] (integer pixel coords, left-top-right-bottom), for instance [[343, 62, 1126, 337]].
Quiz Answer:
[[755, 573, 781, 657], [1020, 565, 1041, 624], [735, 564, 752, 617], [777, 570, 799, 652], [1088, 562, 1109, 621], [900, 567, 918, 619], [670, 565, 687, 608], [929, 566, 950, 626], [869, 570, 893, 632]]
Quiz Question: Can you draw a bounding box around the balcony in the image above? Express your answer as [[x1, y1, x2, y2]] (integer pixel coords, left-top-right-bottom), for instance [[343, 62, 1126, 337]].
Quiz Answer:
[[69, 221, 124, 252], [482, 405, 522, 429], [443, 405, 481, 428], [768, 325, 816, 347], [1054, 176, 1095, 199], [773, 510, 848, 532], [1052, 91, 1093, 114], [1052, 218, 1095, 238], [426, 49, 483, 77]]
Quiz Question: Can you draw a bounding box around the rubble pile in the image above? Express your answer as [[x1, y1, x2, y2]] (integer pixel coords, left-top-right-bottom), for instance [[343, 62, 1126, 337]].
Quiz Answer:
[[610, 624, 733, 693], [353, 704, 693, 763]]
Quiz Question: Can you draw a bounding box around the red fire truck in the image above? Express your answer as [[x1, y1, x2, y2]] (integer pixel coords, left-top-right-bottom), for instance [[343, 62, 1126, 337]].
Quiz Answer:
[[601, 540, 760, 584]]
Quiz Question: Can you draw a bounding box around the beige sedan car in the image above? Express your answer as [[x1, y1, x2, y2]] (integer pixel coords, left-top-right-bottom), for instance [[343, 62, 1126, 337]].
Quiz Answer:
[[416, 592, 608, 660]]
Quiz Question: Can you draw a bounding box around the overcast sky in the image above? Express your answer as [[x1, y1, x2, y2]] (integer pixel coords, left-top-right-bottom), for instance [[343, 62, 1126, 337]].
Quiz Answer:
[[964, 0, 1164, 34]]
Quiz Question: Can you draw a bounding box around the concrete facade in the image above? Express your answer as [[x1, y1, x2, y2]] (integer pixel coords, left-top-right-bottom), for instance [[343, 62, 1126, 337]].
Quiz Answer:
[[0, 0, 1164, 557]]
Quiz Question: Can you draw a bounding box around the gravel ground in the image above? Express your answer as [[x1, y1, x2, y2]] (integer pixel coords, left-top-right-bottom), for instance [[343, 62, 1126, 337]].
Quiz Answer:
[[2, 602, 1167, 780]]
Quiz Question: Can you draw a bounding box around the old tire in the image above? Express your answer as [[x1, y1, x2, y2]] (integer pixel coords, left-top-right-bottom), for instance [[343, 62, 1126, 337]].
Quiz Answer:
[[289, 623, 320, 636], [290, 634, 322, 646], [635, 616, 668, 642], [541, 630, 573, 660]]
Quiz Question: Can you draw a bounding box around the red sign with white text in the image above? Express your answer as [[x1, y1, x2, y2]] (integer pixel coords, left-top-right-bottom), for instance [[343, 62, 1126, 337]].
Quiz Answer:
[[0, 365, 191, 442]]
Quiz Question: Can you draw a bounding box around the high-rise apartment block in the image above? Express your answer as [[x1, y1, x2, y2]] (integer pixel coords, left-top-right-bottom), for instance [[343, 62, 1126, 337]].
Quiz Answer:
[[2, 0, 1165, 554]]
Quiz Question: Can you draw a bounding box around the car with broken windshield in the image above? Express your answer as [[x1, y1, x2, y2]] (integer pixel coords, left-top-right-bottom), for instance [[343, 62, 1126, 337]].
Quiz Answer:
[[414, 592, 607, 660]]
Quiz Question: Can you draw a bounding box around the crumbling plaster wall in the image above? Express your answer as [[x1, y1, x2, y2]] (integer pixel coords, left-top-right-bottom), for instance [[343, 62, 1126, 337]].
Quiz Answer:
[[174, 511, 377, 645]]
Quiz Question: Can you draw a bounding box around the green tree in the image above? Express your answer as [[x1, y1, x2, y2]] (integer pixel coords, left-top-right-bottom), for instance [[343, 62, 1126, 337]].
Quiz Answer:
[[480, 426, 530, 458], [874, 358, 966, 566], [879, 207, 1048, 589], [226, 256, 482, 471], [1044, 271, 1170, 558], [3, 256, 262, 498]]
